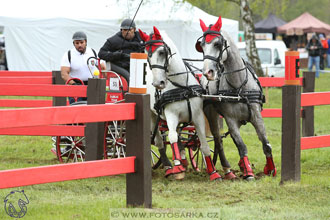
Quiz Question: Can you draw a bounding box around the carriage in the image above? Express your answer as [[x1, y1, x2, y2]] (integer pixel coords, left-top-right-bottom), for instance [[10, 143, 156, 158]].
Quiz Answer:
[[50, 56, 213, 175]]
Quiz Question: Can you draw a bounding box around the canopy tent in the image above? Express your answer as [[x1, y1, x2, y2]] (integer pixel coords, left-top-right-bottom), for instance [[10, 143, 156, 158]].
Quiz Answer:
[[277, 12, 330, 35], [255, 13, 286, 33], [0, 0, 238, 71]]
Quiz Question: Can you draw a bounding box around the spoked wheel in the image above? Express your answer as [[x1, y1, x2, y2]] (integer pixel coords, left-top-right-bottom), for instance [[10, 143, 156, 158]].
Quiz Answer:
[[104, 120, 126, 159], [178, 126, 214, 172], [187, 135, 215, 172], [151, 126, 171, 170], [151, 146, 162, 169], [52, 135, 86, 163]]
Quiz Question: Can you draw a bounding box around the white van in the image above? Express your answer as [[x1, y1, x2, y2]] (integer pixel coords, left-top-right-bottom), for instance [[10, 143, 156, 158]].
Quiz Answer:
[[237, 40, 287, 77]]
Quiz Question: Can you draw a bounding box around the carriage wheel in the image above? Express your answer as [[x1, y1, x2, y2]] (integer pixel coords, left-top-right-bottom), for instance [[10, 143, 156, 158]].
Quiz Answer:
[[52, 135, 86, 163], [187, 136, 215, 172], [151, 147, 162, 169], [104, 121, 126, 159]]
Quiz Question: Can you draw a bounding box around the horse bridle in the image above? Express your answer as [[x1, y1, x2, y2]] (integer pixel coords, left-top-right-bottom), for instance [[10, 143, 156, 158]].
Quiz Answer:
[[145, 35, 172, 73], [196, 29, 229, 70]]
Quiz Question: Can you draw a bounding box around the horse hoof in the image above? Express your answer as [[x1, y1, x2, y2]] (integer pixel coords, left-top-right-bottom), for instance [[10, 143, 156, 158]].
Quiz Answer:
[[224, 171, 237, 180], [174, 172, 185, 180], [243, 175, 255, 181], [210, 172, 222, 181], [181, 159, 189, 168]]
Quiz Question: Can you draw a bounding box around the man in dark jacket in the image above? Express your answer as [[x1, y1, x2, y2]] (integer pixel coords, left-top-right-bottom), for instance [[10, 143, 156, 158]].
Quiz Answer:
[[98, 19, 144, 82], [306, 34, 322, 78]]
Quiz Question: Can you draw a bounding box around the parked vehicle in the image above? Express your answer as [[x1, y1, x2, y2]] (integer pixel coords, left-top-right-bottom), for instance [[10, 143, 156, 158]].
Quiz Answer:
[[237, 40, 287, 77]]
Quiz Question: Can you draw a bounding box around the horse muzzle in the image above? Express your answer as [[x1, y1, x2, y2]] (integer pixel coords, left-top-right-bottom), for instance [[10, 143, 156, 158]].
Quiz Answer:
[[203, 69, 216, 81], [152, 81, 166, 90]]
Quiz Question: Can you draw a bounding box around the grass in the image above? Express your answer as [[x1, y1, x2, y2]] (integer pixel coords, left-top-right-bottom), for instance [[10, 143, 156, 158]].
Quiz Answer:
[[0, 72, 330, 219]]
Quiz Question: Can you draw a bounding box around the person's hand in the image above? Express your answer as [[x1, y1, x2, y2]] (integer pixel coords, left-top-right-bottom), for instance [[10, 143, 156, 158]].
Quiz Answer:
[[122, 53, 130, 60], [112, 51, 123, 59], [129, 42, 142, 50]]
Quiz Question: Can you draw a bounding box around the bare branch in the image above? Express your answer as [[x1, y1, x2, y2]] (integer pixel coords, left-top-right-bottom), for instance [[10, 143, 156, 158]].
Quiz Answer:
[[225, 0, 240, 5]]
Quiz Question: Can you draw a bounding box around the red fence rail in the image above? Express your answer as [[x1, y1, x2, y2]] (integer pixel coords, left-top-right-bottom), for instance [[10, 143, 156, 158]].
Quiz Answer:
[[0, 71, 52, 76], [0, 91, 152, 207], [0, 157, 135, 189]]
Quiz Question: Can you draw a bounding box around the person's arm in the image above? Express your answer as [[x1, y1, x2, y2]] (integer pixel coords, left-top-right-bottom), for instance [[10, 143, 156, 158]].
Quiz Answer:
[[60, 52, 74, 84], [98, 40, 124, 62], [61, 66, 74, 84]]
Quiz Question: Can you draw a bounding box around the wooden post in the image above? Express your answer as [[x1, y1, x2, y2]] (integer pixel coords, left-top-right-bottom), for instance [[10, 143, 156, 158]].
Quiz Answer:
[[52, 70, 66, 106], [281, 51, 301, 183], [85, 78, 106, 161], [281, 85, 301, 182], [125, 93, 151, 208], [302, 71, 315, 137]]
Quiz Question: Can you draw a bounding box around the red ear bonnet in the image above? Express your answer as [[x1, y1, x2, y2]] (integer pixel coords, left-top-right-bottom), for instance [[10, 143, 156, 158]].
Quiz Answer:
[[138, 29, 150, 42], [140, 26, 164, 54], [199, 16, 222, 43]]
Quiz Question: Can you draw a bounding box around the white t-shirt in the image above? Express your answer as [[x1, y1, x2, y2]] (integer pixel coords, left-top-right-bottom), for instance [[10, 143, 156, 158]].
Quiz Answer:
[[61, 47, 102, 81]]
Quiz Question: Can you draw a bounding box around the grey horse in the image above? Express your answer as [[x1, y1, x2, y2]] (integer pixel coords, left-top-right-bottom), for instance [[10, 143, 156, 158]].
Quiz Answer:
[[196, 16, 277, 180]]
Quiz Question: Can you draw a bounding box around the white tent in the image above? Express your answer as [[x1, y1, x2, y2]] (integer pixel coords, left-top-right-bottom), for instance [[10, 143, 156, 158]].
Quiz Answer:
[[0, 0, 238, 71]]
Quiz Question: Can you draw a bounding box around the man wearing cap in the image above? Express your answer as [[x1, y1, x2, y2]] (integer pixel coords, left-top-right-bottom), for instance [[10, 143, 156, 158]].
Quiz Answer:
[[61, 31, 105, 103], [98, 18, 144, 82]]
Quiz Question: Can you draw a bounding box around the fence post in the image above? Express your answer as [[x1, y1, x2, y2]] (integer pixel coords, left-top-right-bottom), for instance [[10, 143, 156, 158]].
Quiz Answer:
[[125, 93, 151, 208], [302, 71, 315, 137], [85, 78, 106, 161], [281, 51, 301, 183], [52, 70, 66, 106]]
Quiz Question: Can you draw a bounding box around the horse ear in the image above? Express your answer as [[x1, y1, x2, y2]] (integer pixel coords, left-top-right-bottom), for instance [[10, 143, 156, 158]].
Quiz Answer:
[[213, 16, 222, 31], [153, 26, 162, 40], [199, 19, 208, 32], [138, 29, 149, 42]]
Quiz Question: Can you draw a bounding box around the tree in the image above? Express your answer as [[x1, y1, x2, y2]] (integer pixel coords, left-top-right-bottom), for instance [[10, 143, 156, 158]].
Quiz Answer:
[[226, 0, 263, 76], [186, 0, 264, 76]]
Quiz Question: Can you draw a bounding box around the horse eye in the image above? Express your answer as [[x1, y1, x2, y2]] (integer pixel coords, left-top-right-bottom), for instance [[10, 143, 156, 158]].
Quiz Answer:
[[158, 50, 165, 56], [214, 41, 221, 48]]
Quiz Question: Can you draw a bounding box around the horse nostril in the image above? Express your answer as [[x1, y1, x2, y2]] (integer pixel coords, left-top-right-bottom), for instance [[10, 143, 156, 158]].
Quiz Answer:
[[160, 81, 165, 87], [208, 69, 214, 76]]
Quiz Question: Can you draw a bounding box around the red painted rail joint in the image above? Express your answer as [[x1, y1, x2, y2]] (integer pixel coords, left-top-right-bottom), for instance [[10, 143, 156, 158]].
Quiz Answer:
[[0, 157, 135, 189]]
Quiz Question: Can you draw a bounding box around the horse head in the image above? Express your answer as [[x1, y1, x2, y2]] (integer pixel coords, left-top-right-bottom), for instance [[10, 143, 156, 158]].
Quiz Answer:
[[196, 16, 228, 81], [139, 26, 172, 90]]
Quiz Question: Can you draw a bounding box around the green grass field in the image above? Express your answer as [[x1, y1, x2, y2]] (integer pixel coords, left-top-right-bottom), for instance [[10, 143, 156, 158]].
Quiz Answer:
[[0, 72, 330, 220]]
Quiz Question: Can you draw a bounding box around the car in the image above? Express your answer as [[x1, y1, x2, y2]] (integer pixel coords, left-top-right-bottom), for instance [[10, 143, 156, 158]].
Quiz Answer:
[[237, 40, 288, 77]]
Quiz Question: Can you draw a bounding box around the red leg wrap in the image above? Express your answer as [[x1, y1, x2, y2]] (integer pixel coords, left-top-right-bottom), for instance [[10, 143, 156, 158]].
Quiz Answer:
[[172, 164, 186, 174], [224, 171, 237, 180], [210, 172, 222, 181], [164, 167, 173, 178], [181, 159, 189, 168], [264, 156, 277, 177], [205, 156, 216, 174], [171, 143, 182, 161], [205, 156, 222, 181], [238, 156, 254, 178]]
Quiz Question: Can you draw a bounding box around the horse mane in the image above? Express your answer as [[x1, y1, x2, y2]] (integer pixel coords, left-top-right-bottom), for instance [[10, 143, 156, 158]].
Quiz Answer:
[[158, 30, 181, 58]]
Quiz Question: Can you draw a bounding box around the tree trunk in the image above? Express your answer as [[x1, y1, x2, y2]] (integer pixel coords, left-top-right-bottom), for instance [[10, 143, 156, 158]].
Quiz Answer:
[[240, 0, 263, 76], [227, 0, 264, 76]]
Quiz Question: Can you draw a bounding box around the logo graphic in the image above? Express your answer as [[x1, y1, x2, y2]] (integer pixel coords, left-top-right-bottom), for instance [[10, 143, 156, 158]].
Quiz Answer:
[[4, 190, 29, 218]]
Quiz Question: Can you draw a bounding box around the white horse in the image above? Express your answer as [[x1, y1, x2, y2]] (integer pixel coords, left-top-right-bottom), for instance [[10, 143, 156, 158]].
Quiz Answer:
[[140, 26, 221, 181], [196, 16, 277, 180]]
